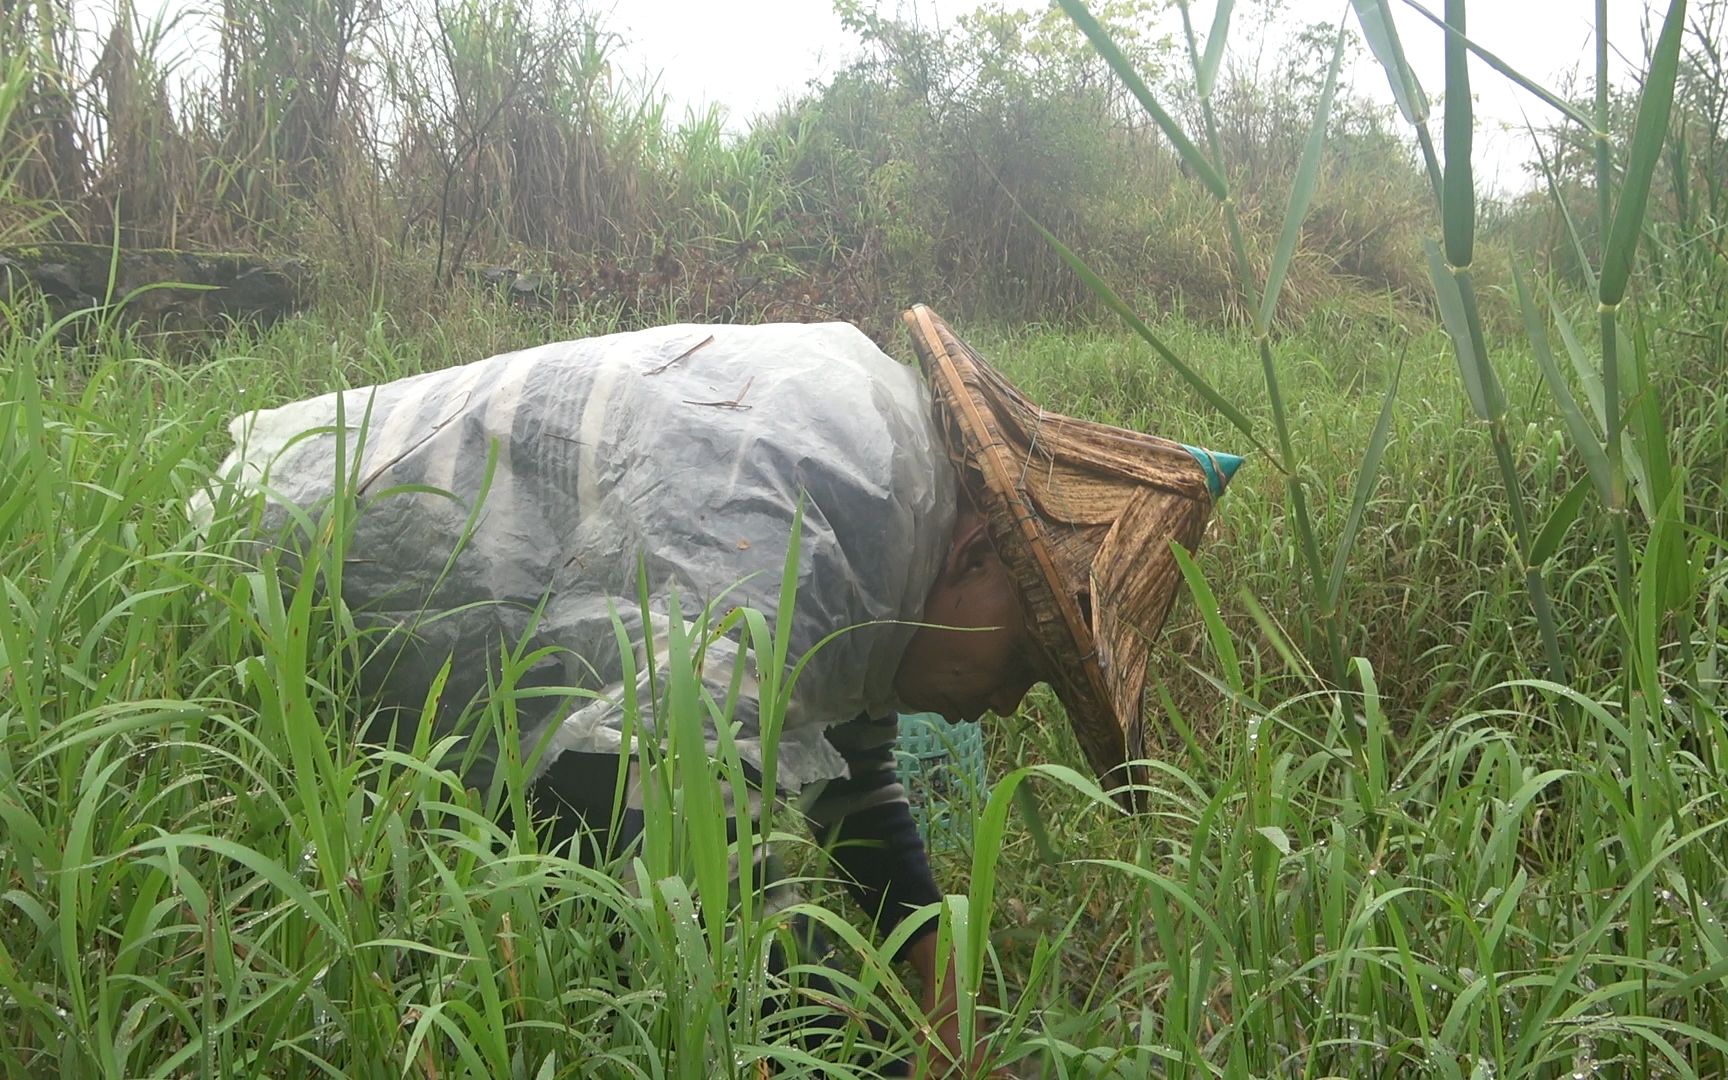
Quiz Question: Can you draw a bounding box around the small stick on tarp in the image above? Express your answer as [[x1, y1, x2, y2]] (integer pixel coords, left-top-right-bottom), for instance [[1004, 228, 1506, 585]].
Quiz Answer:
[[684, 376, 754, 410], [646, 334, 714, 375]]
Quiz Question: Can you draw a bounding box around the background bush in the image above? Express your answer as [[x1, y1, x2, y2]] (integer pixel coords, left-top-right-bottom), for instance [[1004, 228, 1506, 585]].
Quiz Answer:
[[1, 0, 1453, 333]]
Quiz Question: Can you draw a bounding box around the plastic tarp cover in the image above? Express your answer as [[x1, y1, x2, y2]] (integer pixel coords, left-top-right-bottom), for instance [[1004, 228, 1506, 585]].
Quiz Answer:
[[203, 322, 956, 795]]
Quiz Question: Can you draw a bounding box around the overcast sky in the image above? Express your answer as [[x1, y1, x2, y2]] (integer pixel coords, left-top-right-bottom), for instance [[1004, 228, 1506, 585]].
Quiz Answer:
[[603, 0, 1666, 194]]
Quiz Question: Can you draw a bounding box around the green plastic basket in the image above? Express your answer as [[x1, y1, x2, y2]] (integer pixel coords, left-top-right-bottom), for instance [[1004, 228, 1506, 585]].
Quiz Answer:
[[894, 712, 987, 852]]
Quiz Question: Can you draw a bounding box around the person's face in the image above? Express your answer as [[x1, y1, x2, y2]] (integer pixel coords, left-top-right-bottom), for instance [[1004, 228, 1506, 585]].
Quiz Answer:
[[893, 513, 1047, 724]]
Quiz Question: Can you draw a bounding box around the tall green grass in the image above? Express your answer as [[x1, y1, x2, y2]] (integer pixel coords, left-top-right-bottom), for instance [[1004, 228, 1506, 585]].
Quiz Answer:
[[3, 281, 1725, 1074], [3, 1, 1727, 1078], [1008, 0, 1728, 1075], [0, 302, 931, 1077]]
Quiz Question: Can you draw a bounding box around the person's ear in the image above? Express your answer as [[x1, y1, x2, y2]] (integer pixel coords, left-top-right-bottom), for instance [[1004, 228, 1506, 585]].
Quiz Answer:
[[942, 516, 996, 584]]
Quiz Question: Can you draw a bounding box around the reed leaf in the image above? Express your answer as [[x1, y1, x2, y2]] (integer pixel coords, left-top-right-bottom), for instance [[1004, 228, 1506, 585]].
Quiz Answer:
[[1423, 240, 1492, 420], [1545, 284, 1656, 516], [1527, 117, 1600, 295], [1351, 0, 1443, 198], [1325, 353, 1402, 615], [1197, 0, 1235, 99], [1600, 0, 1688, 305], [1399, 0, 1599, 131], [1057, 0, 1228, 201], [1031, 216, 1277, 463], [1351, 0, 1429, 126], [1260, 16, 1347, 332], [1512, 258, 1612, 500], [1441, 0, 1474, 268]]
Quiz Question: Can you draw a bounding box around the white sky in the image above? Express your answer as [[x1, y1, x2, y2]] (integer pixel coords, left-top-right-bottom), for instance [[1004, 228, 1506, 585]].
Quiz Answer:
[[602, 0, 1666, 194]]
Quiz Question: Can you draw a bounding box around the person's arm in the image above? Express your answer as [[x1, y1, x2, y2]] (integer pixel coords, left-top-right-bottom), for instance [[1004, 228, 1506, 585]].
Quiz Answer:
[[805, 715, 942, 956], [809, 715, 998, 1076]]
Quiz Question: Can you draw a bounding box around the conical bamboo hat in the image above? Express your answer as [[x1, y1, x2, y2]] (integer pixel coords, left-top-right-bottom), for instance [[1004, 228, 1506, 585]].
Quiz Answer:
[[902, 305, 1241, 805]]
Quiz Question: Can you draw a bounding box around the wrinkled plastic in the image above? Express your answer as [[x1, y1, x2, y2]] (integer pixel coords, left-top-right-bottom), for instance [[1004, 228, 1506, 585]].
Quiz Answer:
[[203, 322, 956, 795]]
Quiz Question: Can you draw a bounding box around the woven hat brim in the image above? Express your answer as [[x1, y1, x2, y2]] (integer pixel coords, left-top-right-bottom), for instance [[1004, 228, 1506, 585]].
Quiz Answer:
[[902, 305, 1219, 806]]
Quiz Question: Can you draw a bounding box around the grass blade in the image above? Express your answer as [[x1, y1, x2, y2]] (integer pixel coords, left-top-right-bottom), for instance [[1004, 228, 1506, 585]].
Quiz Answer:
[[1600, 0, 1688, 305], [1198, 0, 1235, 99], [1441, 0, 1474, 268], [1531, 472, 1593, 566], [1398, 0, 1599, 130], [1325, 351, 1402, 614], [1424, 239, 1493, 420], [1058, 0, 1229, 201], [1031, 216, 1277, 464], [1512, 258, 1612, 499], [1260, 16, 1347, 331], [1171, 541, 1242, 696]]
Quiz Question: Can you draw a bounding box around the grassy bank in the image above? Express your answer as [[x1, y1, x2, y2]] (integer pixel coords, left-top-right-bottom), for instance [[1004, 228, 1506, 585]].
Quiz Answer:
[[1, 291, 1723, 1075], [3, 0, 1726, 1074]]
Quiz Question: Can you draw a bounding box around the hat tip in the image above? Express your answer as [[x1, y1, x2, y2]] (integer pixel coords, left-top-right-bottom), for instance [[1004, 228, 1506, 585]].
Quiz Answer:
[[1182, 444, 1245, 497]]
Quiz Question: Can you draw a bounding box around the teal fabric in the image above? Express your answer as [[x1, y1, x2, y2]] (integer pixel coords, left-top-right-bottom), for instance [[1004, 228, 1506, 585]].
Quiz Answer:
[[1180, 443, 1245, 498]]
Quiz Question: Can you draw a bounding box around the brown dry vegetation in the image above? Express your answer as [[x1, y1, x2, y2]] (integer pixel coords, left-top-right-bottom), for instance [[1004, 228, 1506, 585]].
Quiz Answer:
[[0, 0, 1459, 337], [8, 1, 1719, 346]]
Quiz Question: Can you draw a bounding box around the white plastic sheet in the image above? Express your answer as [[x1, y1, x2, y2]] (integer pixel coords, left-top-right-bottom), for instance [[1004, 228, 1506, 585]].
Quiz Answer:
[[204, 322, 956, 794]]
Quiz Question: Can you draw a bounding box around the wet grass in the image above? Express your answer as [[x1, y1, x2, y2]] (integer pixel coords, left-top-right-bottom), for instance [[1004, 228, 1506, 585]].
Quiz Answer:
[[1, 286, 1723, 1076]]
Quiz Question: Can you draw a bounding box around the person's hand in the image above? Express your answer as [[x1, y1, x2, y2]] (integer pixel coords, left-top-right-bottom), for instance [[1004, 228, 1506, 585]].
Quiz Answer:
[[904, 932, 1011, 1078]]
